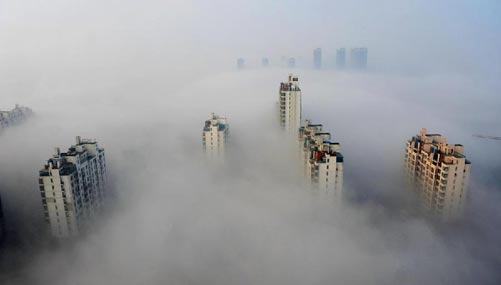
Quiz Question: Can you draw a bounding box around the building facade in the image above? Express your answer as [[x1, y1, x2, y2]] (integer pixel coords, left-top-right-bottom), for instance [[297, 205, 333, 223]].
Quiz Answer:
[[0, 105, 33, 130], [405, 128, 471, 220], [350, 47, 368, 70], [203, 113, 229, 158], [278, 74, 302, 135], [336, 48, 346, 69], [299, 120, 344, 198], [313, 48, 322, 69], [38, 136, 107, 238]]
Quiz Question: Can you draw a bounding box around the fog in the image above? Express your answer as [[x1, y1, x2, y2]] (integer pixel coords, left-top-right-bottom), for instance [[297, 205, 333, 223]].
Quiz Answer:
[[1, 1, 501, 284]]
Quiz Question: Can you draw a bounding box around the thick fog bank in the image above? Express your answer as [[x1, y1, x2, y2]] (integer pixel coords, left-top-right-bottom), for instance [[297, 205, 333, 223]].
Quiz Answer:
[[0, 69, 499, 284]]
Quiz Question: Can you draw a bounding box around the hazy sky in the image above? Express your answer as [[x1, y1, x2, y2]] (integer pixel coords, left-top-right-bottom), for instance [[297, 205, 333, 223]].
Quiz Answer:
[[1, 0, 500, 74], [0, 1, 500, 284]]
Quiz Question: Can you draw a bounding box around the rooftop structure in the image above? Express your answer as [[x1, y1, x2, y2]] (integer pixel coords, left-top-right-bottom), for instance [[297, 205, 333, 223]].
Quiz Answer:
[[405, 128, 471, 220], [38, 136, 107, 238]]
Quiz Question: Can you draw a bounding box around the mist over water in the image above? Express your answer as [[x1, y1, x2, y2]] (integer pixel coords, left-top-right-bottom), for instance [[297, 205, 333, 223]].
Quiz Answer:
[[1, 1, 501, 284]]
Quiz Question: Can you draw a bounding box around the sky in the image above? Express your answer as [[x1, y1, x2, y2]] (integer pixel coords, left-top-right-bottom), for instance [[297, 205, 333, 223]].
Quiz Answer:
[[0, 1, 500, 284]]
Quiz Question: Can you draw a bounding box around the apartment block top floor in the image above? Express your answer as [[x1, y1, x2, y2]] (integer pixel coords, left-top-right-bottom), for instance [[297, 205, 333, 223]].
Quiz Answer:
[[407, 128, 471, 166], [299, 120, 323, 136], [0, 104, 32, 114], [39, 136, 104, 177], [0, 105, 33, 120], [280, 74, 301, 92], [300, 120, 343, 163], [310, 141, 343, 164], [351, 47, 368, 53], [204, 113, 228, 132]]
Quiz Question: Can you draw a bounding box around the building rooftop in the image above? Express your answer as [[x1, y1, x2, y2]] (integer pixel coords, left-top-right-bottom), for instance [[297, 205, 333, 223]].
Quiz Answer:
[[203, 113, 228, 132]]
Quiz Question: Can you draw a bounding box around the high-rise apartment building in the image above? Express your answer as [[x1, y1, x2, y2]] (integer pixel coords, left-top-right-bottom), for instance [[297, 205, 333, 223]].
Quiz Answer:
[[298, 120, 324, 163], [299, 120, 344, 198], [405, 128, 471, 220], [237, 58, 245, 69], [313, 48, 322, 69], [203, 113, 229, 158], [350, 47, 368, 70], [38, 136, 107, 238], [336, 48, 346, 69], [0, 105, 33, 130], [278, 74, 302, 134], [262, 57, 269, 67], [288, 57, 296, 68]]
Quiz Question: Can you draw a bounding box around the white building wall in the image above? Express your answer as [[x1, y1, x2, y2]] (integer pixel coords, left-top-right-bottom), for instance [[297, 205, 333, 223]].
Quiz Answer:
[[279, 75, 302, 135], [39, 137, 106, 238], [300, 121, 344, 201], [203, 114, 229, 159], [405, 128, 471, 220]]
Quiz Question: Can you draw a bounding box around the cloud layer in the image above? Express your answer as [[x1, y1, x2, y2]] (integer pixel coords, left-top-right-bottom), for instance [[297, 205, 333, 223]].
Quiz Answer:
[[1, 1, 500, 284]]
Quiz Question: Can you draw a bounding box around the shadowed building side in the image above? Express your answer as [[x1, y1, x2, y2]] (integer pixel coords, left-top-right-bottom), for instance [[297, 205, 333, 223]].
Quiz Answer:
[[0, 194, 4, 243]]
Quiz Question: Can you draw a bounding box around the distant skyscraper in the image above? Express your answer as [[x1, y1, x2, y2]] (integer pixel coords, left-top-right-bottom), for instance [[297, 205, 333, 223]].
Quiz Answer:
[[278, 74, 302, 134], [288, 57, 296, 68], [38, 137, 107, 238], [350, 47, 368, 70], [313, 48, 322, 69], [299, 120, 344, 198], [280, 56, 287, 66], [0, 104, 33, 130], [262, 57, 269, 67], [336, 48, 346, 69], [405, 128, 471, 220], [203, 113, 229, 158], [237, 58, 245, 69]]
